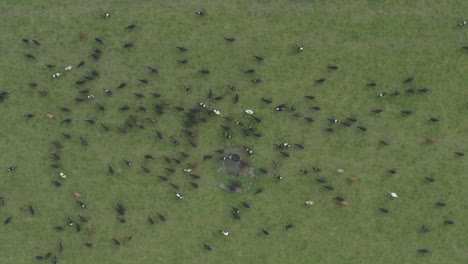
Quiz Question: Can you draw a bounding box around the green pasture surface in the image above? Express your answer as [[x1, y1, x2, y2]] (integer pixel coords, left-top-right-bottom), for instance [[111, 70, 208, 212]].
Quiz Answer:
[[0, 0, 467, 263]]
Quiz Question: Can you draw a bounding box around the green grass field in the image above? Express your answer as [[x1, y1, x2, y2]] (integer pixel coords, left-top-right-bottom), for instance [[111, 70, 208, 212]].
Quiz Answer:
[[1, 0, 467, 263]]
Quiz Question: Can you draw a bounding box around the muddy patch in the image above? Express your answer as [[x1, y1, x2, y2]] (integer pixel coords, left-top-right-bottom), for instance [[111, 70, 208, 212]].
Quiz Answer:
[[217, 146, 256, 192]]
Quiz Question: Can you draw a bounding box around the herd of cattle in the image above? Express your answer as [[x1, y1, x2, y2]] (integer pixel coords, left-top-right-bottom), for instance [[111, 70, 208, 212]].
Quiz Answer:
[[1, 10, 466, 263]]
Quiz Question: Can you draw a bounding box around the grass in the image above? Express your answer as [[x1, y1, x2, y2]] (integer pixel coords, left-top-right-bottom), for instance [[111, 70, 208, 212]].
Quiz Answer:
[[0, 0, 467, 263]]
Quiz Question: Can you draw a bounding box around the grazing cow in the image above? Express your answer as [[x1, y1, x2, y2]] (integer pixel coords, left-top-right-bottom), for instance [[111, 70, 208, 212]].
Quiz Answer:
[[157, 213, 166, 222], [124, 235, 133, 243], [234, 94, 239, 103], [387, 169, 397, 174], [29, 206, 35, 215], [22, 38, 29, 43], [7, 166, 16, 171], [379, 140, 390, 145], [459, 20, 467, 26], [429, 117, 439, 122], [203, 242, 212, 251], [52, 181, 62, 187], [219, 230, 229, 236], [112, 238, 121, 246], [262, 228, 270, 235], [425, 177, 435, 182], [388, 192, 399, 198], [285, 224, 294, 230], [125, 24, 136, 29], [58, 242, 63, 252], [422, 225, 430, 232], [146, 66, 158, 73], [232, 207, 240, 214], [124, 43, 134, 48], [138, 79, 148, 84], [4, 216, 12, 224], [116, 83, 127, 89], [232, 213, 241, 220], [116, 217, 126, 223], [328, 66, 338, 70], [25, 54, 35, 59], [158, 176, 168, 181], [77, 60, 85, 68], [379, 208, 389, 213], [436, 202, 446, 207], [251, 79, 263, 82], [147, 216, 155, 225], [141, 166, 150, 173], [346, 177, 359, 182], [295, 44, 304, 51], [195, 11, 206, 16], [123, 159, 132, 166], [255, 188, 264, 194], [324, 185, 334, 190], [54, 226, 64, 231], [315, 78, 327, 83], [224, 38, 236, 42], [403, 77, 413, 83], [357, 126, 367, 131], [177, 59, 188, 63], [77, 200, 86, 208], [190, 174, 201, 179], [101, 123, 110, 132], [341, 121, 351, 126], [372, 109, 383, 113], [401, 110, 412, 114], [311, 106, 321, 110], [455, 152, 465, 156], [379, 92, 387, 97], [101, 13, 110, 17], [199, 69, 210, 74], [175, 193, 184, 199], [325, 128, 335, 132], [67, 216, 74, 226], [76, 223, 81, 232], [444, 220, 455, 224], [253, 56, 264, 61], [245, 69, 255, 73], [79, 215, 88, 222], [84, 243, 95, 248], [170, 136, 179, 145], [418, 249, 429, 253], [80, 137, 88, 146], [418, 88, 429, 92]]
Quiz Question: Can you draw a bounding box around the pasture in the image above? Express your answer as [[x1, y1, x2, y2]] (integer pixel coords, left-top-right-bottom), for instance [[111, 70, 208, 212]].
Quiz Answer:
[[0, 0, 467, 263]]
